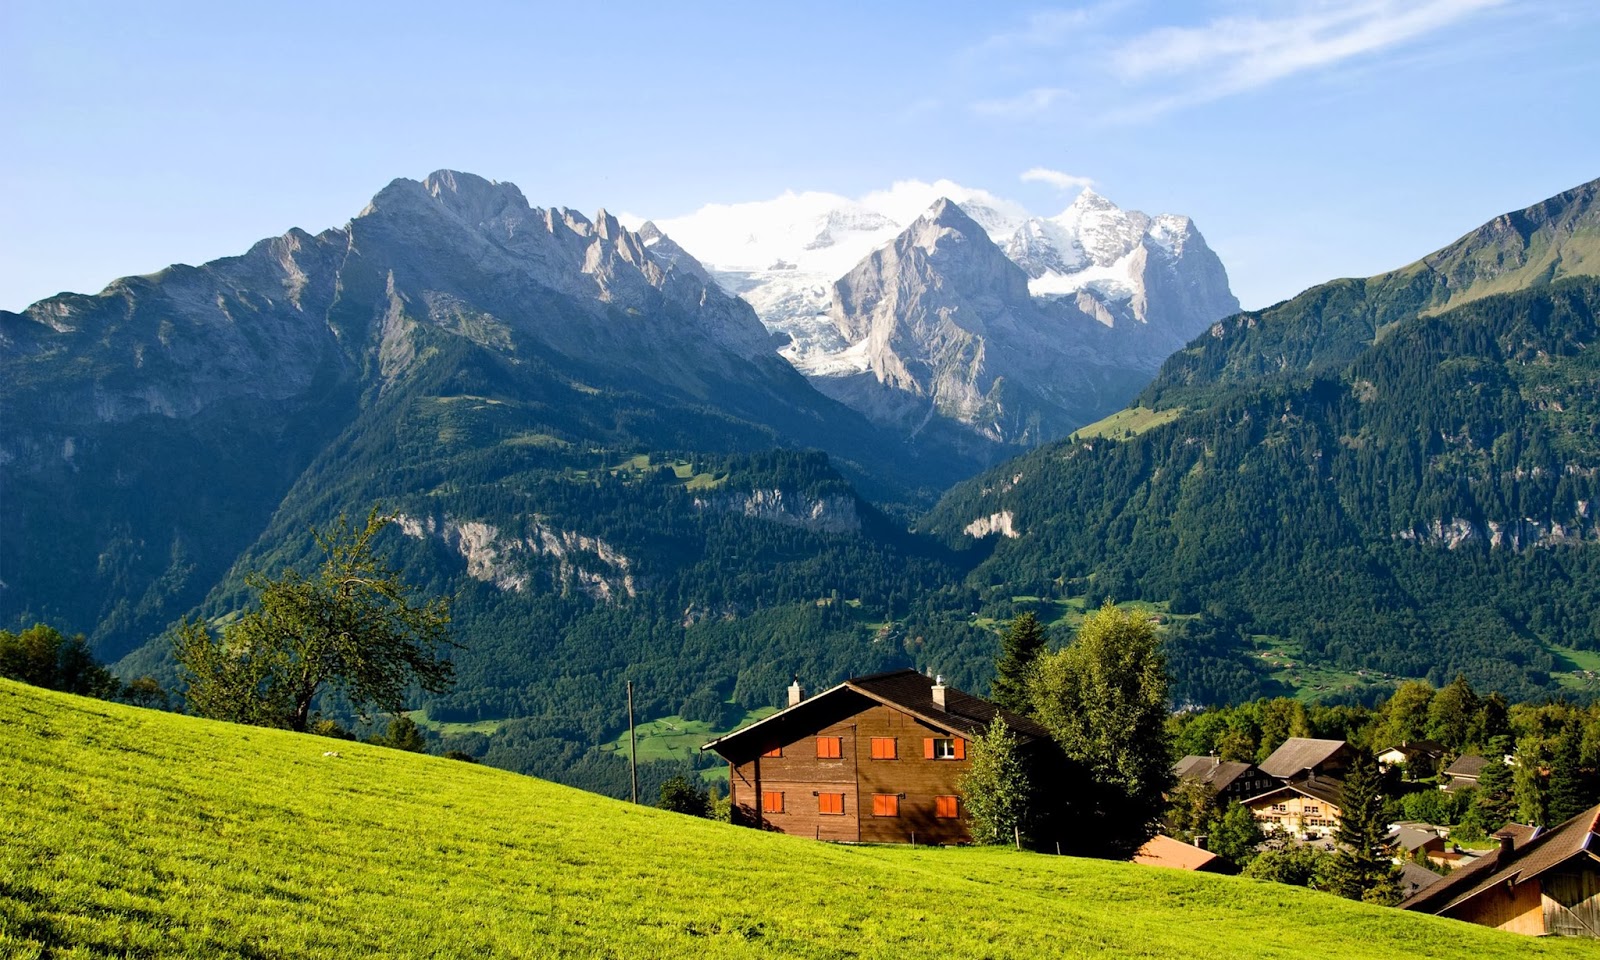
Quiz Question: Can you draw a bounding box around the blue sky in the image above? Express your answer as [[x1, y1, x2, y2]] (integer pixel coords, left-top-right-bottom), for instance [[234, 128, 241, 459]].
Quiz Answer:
[[3, 0, 1597, 311]]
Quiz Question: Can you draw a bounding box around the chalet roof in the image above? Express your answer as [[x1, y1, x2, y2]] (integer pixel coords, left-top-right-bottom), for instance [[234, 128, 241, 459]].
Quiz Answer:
[[1259, 738, 1349, 779], [1173, 756, 1257, 793], [1132, 834, 1222, 871], [1399, 862, 1445, 898], [1399, 803, 1600, 916], [1243, 775, 1345, 809], [1442, 754, 1489, 779], [1377, 740, 1446, 759], [1493, 822, 1538, 846], [1390, 826, 1443, 852], [700, 669, 1051, 757]]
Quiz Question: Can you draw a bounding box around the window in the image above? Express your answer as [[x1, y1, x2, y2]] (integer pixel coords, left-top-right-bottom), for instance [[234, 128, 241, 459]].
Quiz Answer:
[[1305, 805, 1319, 814], [935, 795, 959, 819], [818, 792, 845, 815], [870, 737, 897, 760], [762, 746, 782, 758], [762, 791, 784, 814], [816, 736, 843, 759], [924, 737, 965, 760], [872, 794, 899, 817]]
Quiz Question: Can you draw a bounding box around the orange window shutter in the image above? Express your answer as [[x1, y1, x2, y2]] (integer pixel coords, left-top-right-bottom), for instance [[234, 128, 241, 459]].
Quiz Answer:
[[763, 746, 781, 758], [924, 737, 935, 759], [953, 738, 966, 760]]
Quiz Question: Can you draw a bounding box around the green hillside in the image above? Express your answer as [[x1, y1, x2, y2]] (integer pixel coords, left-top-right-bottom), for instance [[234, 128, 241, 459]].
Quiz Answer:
[[1, 680, 1582, 959]]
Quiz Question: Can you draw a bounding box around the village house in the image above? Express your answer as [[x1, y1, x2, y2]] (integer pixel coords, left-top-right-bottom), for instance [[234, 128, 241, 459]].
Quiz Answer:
[[701, 670, 1052, 844], [1399, 803, 1600, 937], [1171, 755, 1274, 807], [1440, 753, 1493, 792], [1389, 825, 1448, 865], [1375, 740, 1447, 776], [1242, 775, 1345, 839], [1258, 738, 1352, 782]]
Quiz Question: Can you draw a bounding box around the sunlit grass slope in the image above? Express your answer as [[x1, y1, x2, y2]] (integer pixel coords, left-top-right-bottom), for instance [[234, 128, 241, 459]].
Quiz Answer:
[[2, 680, 1585, 959]]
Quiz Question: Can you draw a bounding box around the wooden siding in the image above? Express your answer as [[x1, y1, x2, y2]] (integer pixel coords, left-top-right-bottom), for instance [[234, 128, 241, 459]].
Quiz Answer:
[[1247, 793, 1342, 839], [1445, 879, 1546, 936], [1543, 862, 1600, 938], [728, 702, 973, 844]]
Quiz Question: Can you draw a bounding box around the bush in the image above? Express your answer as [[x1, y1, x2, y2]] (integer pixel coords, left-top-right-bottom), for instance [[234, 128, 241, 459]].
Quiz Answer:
[[658, 775, 710, 817], [0, 624, 117, 697]]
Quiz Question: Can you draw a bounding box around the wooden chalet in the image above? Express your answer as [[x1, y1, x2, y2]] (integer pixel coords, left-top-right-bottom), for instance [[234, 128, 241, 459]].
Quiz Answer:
[[1441, 754, 1492, 793], [701, 670, 1052, 844], [1242, 775, 1345, 839], [1258, 738, 1352, 782], [1172, 756, 1274, 807], [1399, 803, 1600, 937]]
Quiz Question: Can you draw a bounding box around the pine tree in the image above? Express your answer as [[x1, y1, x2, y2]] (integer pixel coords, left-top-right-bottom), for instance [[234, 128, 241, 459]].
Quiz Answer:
[[1467, 737, 1516, 832], [1545, 721, 1594, 827], [1330, 753, 1400, 904], [992, 612, 1047, 715]]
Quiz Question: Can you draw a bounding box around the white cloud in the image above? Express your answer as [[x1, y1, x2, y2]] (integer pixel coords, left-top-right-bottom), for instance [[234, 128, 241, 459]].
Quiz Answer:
[[1113, 0, 1505, 106], [972, 86, 1071, 119], [1020, 167, 1095, 191]]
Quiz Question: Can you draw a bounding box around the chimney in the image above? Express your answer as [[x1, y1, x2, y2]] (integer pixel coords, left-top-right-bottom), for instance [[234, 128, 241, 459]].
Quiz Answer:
[[787, 676, 805, 707], [932, 675, 947, 711], [1498, 833, 1516, 858]]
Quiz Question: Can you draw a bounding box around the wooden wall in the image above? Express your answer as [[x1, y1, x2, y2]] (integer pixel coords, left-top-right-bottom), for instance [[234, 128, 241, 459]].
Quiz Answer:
[[729, 702, 972, 844], [1543, 863, 1600, 938], [1446, 878, 1547, 936], [1247, 792, 1342, 839]]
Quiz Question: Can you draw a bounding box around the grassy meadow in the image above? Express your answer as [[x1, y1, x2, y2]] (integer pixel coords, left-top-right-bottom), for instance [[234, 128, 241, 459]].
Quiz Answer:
[[2, 679, 1588, 959]]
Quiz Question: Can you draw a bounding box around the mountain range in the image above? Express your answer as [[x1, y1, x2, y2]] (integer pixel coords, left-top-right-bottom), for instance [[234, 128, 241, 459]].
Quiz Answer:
[[6, 169, 1600, 794], [638, 181, 1238, 446]]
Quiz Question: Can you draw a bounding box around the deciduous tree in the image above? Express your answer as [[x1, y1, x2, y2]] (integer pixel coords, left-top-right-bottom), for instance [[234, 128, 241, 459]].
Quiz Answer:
[[173, 508, 455, 732], [1029, 602, 1170, 858], [958, 718, 1033, 845]]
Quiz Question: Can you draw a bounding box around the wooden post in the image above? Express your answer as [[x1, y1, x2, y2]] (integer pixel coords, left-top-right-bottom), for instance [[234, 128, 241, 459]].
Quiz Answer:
[[1014, 825, 1021, 850], [627, 680, 638, 805]]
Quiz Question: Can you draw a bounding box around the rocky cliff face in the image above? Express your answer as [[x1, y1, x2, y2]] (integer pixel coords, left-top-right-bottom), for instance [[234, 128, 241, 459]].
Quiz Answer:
[[810, 200, 1167, 445]]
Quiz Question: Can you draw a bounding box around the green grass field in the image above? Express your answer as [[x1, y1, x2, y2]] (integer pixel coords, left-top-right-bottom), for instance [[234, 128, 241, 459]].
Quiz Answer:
[[2, 679, 1585, 959], [600, 707, 778, 783], [1071, 406, 1184, 441]]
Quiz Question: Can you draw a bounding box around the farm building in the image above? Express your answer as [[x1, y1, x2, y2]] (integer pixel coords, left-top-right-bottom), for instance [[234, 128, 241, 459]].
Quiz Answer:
[[1399, 803, 1600, 937], [1375, 740, 1446, 775], [1133, 834, 1227, 873], [701, 670, 1052, 844]]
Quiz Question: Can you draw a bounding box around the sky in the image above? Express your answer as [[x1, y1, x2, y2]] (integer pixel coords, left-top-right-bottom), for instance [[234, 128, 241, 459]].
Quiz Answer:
[[3, 0, 1597, 311]]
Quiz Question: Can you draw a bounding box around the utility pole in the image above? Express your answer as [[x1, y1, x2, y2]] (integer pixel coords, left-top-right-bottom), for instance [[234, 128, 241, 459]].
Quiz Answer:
[[627, 680, 639, 804]]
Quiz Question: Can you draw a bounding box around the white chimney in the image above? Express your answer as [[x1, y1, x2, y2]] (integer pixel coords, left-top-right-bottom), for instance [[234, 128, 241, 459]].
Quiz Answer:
[[788, 677, 805, 707], [932, 675, 947, 710]]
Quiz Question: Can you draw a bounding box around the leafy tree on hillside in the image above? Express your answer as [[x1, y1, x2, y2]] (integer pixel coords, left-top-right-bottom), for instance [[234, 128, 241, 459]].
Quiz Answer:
[[1243, 843, 1335, 889], [658, 775, 710, 817], [1426, 675, 1480, 752], [1164, 778, 1220, 844], [1329, 753, 1401, 904], [380, 714, 428, 753], [0, 624, 117, 698], [991, 613, 1047, 715], [1206, 801, 1264, 870], [173, 509, 456, 732], [958, 718, 1033, 845], [1029, 602, 1170, 858]]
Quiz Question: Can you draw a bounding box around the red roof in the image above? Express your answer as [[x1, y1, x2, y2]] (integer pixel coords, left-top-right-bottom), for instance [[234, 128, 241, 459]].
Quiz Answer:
[[1133, 834, 1223, 871]]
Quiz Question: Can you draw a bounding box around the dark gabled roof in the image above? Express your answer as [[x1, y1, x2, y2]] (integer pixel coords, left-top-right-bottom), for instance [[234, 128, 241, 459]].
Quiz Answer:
[[1400, 862, 1446, 898], [1493, 822, 1538, 846], [1442, 754, 1490, 778], [1173, 756, 1258, 793], [1399, 803, 1600, 915], [1390, 826, 1444, 852], [700, 669, 1051, 756], [1243, 775, 1345, 809], [1259, 738, 1349, 779]]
